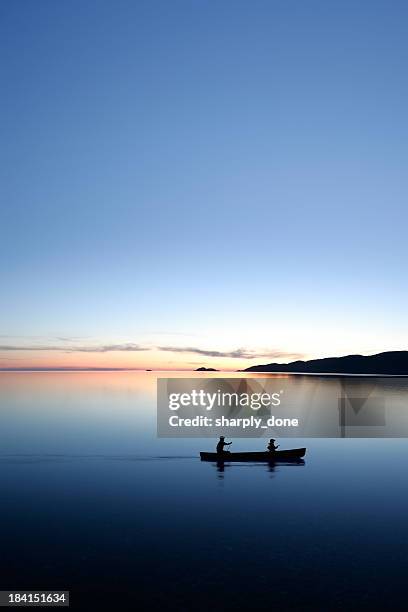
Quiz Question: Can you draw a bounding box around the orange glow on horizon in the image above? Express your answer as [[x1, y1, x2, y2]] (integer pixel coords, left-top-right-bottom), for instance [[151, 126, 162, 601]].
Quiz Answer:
[[0, 348, 259, 371]]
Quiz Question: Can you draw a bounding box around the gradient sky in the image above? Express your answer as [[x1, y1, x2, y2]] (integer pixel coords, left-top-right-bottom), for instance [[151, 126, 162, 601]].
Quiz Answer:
[[1, 0, 408, 370]]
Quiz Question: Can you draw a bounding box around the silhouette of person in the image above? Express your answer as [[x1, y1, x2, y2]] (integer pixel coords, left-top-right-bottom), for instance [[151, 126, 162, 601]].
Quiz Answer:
[[216, 436, 232, 454], [267, 438, 279, 452]]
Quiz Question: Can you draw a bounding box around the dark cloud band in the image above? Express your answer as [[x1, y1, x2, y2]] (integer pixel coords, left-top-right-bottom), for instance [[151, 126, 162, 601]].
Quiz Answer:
[[0, 343, 303, 361]]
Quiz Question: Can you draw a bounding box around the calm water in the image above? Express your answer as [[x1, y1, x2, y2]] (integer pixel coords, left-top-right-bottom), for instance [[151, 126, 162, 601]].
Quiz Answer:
[[1, 372, 408, 610]]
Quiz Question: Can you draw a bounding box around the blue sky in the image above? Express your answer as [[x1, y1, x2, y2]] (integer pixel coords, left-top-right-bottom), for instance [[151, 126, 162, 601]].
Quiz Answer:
[[1, 0, 407, 369]]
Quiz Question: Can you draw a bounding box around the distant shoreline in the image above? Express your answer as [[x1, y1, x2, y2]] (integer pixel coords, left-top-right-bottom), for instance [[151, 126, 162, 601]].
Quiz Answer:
[[244, 350, 408, 376], [1, 369, 408, 377], [2, 352, 408, 375]]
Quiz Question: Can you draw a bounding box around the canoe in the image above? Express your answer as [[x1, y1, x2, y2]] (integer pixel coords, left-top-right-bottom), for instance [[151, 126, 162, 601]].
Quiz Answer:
[[200, 448, 306, 462]]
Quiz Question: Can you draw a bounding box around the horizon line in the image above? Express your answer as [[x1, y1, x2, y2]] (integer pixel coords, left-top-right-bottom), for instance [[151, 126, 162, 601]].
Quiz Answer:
[[0, 367, 235, 372]]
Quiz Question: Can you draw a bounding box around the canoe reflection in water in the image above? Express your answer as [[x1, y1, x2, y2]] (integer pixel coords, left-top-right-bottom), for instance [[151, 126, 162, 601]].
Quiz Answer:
[[214, 457, 305, 475]]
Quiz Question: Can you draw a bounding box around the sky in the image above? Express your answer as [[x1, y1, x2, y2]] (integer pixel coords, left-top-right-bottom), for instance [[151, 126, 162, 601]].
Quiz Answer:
[[1, 0, 408, 370]]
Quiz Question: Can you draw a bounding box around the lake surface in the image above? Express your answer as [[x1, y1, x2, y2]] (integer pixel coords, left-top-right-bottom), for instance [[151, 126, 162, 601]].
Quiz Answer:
[[1, 372, 408, 610]]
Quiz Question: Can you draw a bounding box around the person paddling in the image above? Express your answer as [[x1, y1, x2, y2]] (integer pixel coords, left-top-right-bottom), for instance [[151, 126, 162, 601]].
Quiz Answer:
[[267, 438, 279, 452], [216, 436, 232, 454]]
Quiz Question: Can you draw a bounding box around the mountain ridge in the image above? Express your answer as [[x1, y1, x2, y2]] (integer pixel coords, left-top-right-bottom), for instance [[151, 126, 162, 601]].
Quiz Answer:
[[244, 350, 408, 375]]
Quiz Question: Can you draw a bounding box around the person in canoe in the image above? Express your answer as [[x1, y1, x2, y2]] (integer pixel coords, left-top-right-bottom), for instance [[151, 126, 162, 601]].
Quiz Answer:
[[267, 438, 279, 453], [216, 436, 232, 454]]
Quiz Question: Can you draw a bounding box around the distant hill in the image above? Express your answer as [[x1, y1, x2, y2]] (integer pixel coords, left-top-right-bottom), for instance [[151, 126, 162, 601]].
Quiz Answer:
[[195, 367, 218, 371], [244, 351, 408, 375]]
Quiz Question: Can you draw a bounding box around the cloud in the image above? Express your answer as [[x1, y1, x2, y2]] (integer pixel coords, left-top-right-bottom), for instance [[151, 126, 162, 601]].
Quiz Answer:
[[0, 343, 148, 353], [157, 346, 304, 360], [55, 336, 90, 342], [0, 342, 304, 361], [72, 343, 148, 353], [0, 345, 64, 351]]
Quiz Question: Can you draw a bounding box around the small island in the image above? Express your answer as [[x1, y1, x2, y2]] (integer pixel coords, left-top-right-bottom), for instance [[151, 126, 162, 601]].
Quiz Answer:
[[195, 367, 218, 371]]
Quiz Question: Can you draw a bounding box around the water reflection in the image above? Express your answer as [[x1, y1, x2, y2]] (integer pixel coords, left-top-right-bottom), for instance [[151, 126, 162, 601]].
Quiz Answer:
[[1, 373, 408, 610], [211, 458, 305, 479]]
